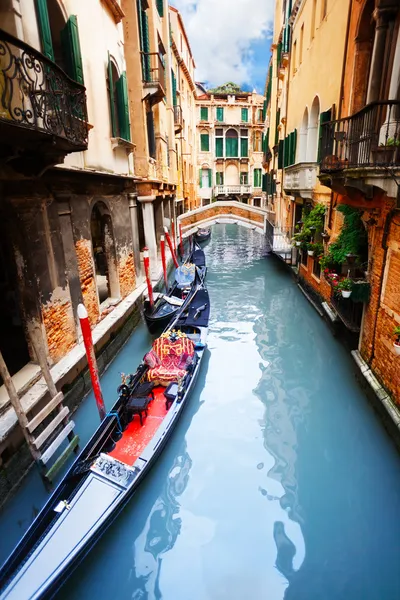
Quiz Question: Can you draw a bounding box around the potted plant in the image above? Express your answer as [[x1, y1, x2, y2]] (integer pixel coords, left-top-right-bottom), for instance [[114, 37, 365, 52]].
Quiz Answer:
[[307, 242, 323, 257], [393, 326, 400, 356], [338, 278, 352, 298], [321, 231, 330, 241]]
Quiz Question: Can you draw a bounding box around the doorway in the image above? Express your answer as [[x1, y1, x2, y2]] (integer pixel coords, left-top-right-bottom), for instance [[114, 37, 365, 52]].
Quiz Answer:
[[90, 202, 119, 304]]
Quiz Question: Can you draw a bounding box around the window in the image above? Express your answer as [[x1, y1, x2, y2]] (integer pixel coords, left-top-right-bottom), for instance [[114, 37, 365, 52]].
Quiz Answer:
[[313, 257, 321, 278], [301, 249, 308, 266], [216, 172, 224, 185], [171, 69, 177, 106], [226, 128, 238, 157], [241, 108, 248, 122], [200, 106, 208, 121], [216, 107, 224, 122], [199, 168, 212, 188], [253, 131, 262, 152], [107, 55, 131, 141], [299, 24, 304, 65], [240, 172, 248, 185], [258, 109, 264, 122], [240, 129, 248, 157], [253, 198, 261, 208], [253, 168, 262, 188], [156, 0, 164, 17], [200, 133, 210, 151], [293, 40, 297, 72], [311, 0, 317, 40], [137, 0, 150, 80], [147, 109, 156, 158]]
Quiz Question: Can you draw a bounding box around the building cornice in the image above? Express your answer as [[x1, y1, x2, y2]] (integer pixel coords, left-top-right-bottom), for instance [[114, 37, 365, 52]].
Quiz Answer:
[[101, 0, 125, 23], [171, 37, 196, 94]]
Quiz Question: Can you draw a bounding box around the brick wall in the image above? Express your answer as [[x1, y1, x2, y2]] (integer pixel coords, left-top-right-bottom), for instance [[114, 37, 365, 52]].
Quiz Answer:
[[42, 296, 76, 361], [299, 257, 332, 302], [180, 204, 264, 227], [118, 250, 136, 298], [75, 238, 99, 325]]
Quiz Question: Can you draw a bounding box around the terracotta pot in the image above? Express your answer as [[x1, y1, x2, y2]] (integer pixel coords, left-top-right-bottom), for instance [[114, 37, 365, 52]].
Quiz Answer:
[[394, 343, 400, 356], [341, 290, 352, 298]]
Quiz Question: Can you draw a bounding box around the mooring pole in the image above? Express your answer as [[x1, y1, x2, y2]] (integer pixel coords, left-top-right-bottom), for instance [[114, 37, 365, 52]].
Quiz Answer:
[[143, 247, 154, 308], [164, 226, 179, 268], [77, 304, 106, 421], [160, 235, 168, 290]]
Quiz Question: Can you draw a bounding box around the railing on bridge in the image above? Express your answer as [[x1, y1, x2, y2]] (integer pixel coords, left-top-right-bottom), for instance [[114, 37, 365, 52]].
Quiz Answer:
[[320, 101, 400, 172], [265, 220, 295, 264]]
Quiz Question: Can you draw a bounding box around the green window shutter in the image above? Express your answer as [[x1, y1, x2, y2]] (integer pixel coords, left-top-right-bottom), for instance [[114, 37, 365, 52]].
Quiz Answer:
[[140, 8, 151, 80], [318, 110, 331, 162], [262, 173, 267, 192], [199, 169, 202, 188], [208, 169, 212, 187], [200, 134, 210, 151], [216, 137, 223, 157], [116, 72, 130, 141], [276, 42, 282, 70], [253, 169, 261, 187], [241, 108, 248, 122], [226, 137, 238, 157], [60, 16, 84, 84], [108, 53, 117, 137], [283, 135, 289, 167], [156, 0, 164, 17], [35, 0, 54, 61], [171, 70, 177, 106], [216, 107, 224, 122], [265, 127, 270, 150], [200, 107, 208, 121], [292, 129, 297, 164], [278, 139, 284, 169], [240, 137, 248, 157]]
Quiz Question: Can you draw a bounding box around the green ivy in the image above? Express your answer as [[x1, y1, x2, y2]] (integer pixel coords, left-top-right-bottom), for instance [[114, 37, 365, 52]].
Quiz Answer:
[[320, 205, 367, 269], [293, 203, 325, 243]]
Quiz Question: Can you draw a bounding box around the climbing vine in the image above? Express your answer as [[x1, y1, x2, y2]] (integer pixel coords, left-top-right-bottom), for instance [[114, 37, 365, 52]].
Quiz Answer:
[[319, 205, 367, 270], [293, 203, 325, 248]]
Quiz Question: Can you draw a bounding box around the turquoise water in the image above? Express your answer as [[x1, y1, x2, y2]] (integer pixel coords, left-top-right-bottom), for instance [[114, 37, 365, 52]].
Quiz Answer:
[[1, 224, 400, 599]]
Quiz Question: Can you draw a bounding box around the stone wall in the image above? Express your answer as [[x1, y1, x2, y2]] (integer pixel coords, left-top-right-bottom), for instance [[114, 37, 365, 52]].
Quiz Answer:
[[180, 204, 264, 227]]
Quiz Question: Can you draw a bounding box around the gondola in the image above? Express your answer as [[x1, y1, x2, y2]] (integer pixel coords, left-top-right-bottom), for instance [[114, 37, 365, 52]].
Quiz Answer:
[[0, 284, 210, 600], [194, 227, 211, 244], [143, 241, 207, 334]]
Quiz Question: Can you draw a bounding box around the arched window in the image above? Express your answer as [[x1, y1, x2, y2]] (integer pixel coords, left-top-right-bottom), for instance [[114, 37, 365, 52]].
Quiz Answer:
[[299, 107, 308, 162], [91, 202, 119, 303], [200, 128, 210, 152], [253, 131, 262, 152], [226, 128, 238, 157], [307, 97, 320, 162]]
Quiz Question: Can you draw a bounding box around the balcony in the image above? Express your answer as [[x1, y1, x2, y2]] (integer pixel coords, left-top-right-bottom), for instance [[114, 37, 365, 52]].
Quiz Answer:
[[319, 101, 400, 198], [283, 162, 318, 199], [174, 105, 183, 133], [142, 52, 166, 103], [0, 28, 88, 173], [215, 185, 252, 196]]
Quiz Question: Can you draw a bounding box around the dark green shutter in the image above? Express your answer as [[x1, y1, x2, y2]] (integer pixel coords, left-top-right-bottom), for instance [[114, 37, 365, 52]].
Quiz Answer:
[[216, 107, 224, 122], [318, 110, 331, 162], [60, 16, 84, 84], [108, 53, 117, 137], [35, 0, 54, 61], [241, 108, 248, 122], [226, 137, 238, 157], [156, 0, 164, 17], [216, 137, 223, 157], [116, 72, 130, 141], [276, 42, 282, 70], [275, 109, 280, 146], [265, 128, 270, 151], [266, 66, 272, 107], [171, 70, 177, 106], [200, 107, 208, 121], [283, 136, 289, 167], [208, 169, 212, 187], [253, 169, 260, 187], [200, 134, 209, 151], [240, 137, 248, 157], [199, 169, 202, 188], [292, 129, 297, 164], [140, 8, 151, 80], [262, 174, 267, 192], [278, 140, 284, 169]]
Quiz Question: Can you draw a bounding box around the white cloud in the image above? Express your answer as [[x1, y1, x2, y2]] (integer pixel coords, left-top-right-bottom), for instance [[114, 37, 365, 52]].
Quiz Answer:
[[171, 0, 274, 90]]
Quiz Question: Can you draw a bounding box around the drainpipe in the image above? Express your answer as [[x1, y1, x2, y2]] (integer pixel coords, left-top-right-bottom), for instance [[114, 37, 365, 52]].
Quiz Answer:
[[338, 0, 352, 119], [368, 208, 394, 365]]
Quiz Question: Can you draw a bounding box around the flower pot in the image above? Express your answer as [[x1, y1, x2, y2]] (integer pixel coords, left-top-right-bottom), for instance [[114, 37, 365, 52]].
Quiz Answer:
[[393, 343, 400, 356], [307, 250, 314, 256], [295, 242, 301, 247], [341, 290, 352, 298]]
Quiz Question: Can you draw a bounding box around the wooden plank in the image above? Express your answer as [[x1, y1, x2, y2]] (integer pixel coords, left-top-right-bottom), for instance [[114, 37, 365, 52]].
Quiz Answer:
[[44, 435, 80, 482], [32, 406, 70, 450], [26, 392, 64, 433], [40, 421, 75, 465], [27, 323, 58, 398]]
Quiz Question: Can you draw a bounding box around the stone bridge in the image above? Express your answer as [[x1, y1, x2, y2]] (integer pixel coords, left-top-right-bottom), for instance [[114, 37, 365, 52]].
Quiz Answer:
[[177, 201, 268, 235]]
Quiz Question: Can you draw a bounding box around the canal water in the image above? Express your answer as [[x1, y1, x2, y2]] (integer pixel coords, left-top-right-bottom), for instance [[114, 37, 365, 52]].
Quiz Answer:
[[1, 223, 400, 599]]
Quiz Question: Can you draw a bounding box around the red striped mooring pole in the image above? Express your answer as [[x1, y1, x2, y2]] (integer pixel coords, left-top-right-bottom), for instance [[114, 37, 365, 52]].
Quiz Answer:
[[160, 235, 168, 290], [77, 303, 106, 421], [143, 247, 154, 308], [164, 226, 179, 268]]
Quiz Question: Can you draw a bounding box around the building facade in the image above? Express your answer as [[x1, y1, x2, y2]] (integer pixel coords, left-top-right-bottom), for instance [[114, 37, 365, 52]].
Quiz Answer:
[[265, 0, 400, 404], [0, 0, 196, 483], [196, 88, 265, 207]]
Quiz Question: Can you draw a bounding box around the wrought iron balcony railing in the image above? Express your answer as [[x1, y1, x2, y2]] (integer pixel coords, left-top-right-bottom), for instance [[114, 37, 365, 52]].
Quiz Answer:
[[0, 28, 88, 152], [174, 105, 182, 131], [320, 101, 400, 172], [142, 52, 166, 100]]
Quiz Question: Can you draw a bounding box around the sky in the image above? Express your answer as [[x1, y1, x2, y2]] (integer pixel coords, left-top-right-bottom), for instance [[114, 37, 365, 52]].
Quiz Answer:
[[171, 0, 274, 94]]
